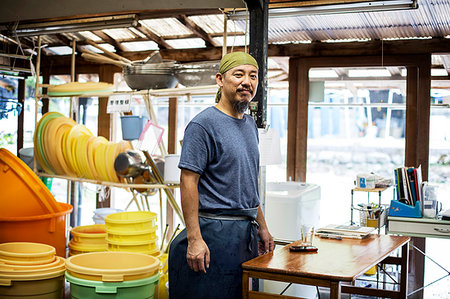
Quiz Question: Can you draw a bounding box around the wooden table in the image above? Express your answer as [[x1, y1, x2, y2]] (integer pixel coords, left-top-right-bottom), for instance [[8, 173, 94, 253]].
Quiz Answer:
[[242, 235, 410, 299]]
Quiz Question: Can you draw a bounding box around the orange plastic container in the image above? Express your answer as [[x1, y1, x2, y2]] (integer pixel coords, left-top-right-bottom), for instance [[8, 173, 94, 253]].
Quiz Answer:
[[0, 148, 61, 216], [0, 203, 72, 258], [0, 242, 55, 265]]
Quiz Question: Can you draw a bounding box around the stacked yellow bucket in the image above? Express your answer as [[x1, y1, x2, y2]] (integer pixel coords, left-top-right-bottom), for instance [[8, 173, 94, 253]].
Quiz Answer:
[[0, 242, 65, 299], [68, 224, 108, 256], [105, 211, 159, 256]]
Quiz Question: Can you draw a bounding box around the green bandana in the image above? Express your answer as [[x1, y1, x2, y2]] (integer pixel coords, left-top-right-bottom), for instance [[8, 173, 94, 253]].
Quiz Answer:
[[216, 52, 258, 103]]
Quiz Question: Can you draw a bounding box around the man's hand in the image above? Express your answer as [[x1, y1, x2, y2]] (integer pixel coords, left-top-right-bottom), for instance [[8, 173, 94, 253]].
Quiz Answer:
[[186, 239, 210, 273], [257, 226, 274, 256]]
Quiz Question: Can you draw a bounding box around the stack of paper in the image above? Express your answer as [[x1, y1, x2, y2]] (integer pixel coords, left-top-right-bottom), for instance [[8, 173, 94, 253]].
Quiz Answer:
[[316, 224, 376, 239]]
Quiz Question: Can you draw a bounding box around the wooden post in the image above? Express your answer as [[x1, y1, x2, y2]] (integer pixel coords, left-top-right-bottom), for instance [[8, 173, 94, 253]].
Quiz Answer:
[[97, 65, 114, 208], [166, 96, 178, 241]]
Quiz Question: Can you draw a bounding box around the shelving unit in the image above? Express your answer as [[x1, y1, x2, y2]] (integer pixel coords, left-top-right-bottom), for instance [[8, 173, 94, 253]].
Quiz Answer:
[[350, 187, 394, 233], [30, 36, 220, 227]]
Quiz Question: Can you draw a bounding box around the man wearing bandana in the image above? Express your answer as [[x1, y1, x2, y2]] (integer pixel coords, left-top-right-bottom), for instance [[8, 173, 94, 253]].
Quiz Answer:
[[169, 52, 274, 299]]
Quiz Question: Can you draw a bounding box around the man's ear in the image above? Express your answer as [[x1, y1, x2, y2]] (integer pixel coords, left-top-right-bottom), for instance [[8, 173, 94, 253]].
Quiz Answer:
[[216, 73, 224, 87]]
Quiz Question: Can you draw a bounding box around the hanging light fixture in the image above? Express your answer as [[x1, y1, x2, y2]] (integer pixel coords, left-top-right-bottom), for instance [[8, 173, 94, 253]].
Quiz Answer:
[[229, 0, 418, 20], [2, 14, 138, 37]]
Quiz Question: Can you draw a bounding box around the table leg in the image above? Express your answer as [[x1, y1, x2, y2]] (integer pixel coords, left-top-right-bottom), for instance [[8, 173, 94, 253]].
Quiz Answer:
[[399, 242, 409, 298], [330, 281, 341, 299], [242, 270, 249, 299]]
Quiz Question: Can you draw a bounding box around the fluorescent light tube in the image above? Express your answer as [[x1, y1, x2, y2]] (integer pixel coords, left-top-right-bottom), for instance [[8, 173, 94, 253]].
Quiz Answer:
[[229, 0, 418, 20]]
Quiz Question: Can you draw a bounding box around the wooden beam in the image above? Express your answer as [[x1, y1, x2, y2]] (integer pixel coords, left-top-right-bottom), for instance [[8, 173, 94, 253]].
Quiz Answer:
[[91, 30, 127, 53], [269, 38, 450, 57], [287, 58, 298, 181], [135, 24, 173, 49], [168, 97, 178, 154], [97, 65, 115, 208], [175, 14, 219, 47]]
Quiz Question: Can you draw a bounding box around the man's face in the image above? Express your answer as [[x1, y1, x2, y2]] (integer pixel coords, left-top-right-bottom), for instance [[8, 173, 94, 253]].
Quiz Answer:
[[216, 64, 258, 113]]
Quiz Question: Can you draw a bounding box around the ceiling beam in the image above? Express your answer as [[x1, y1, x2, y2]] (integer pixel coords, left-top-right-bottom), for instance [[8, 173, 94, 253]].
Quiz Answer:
[[269, 38, 450, 57], [175, 14, 219, 47], [135, 24, 173, 49]]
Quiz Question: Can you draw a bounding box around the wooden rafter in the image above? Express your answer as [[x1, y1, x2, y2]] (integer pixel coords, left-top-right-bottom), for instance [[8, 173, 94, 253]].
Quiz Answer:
[[175, 14, 219, 47], [91, 30, 127, 52], [135, 24, 173, 50]]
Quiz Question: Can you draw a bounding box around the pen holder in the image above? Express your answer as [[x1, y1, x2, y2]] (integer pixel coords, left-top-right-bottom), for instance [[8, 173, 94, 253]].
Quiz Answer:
[[388, 200, 422, 218]]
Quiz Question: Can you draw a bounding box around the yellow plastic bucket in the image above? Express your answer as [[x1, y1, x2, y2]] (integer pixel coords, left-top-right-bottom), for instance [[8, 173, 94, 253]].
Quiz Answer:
[[107, 237, 158, 254], [105, 211, 157, 232], [0, 269, 65, 299], [107, 225, 157, 242], [0, 243, 56, 265], [68, 240, 107, 256], [70, 224, 107, 245], [65, 251, 160, 282]]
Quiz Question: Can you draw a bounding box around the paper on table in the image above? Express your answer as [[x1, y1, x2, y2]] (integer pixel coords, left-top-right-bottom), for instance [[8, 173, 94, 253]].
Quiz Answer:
[[258, 128, 282, 166]]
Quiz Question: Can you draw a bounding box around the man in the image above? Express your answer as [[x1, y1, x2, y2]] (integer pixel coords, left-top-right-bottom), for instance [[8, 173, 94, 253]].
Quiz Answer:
[[169, 52, 274, 299]]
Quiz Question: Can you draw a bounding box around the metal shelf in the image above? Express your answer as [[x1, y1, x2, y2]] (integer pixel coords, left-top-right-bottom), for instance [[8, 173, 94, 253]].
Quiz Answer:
[[36, 172, 179, 190]]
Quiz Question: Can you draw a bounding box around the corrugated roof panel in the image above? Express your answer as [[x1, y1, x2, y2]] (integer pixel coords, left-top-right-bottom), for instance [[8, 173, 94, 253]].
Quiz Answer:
[[47, 46, 73, 55], [121, 41, 159, 51], [141, 18, 192, 37], [189, 15, 225, 34], [78, 31, 102, 41], [213, 34, 248, 47], [165, 38, 205, 49], [265, 0, 450, 43], [102, 28, 136, 40]]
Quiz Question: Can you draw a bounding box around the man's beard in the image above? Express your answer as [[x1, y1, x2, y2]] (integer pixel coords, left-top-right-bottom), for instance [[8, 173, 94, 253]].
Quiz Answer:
[[233, 100, 250, 114]]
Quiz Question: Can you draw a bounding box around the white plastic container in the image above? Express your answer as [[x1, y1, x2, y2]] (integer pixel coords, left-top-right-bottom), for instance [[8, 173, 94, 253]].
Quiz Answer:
[[265, 182, 321, 241], [93, 208, 124, 224], [164, 155, 180, 184]]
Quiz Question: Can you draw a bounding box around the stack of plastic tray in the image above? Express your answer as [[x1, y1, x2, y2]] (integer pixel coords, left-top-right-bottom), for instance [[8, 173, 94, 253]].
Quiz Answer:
[[0, 242, 65, 299]]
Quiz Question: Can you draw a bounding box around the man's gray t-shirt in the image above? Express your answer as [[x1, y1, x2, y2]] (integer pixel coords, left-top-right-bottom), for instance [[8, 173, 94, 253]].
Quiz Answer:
[[178, 106, 260, 210]]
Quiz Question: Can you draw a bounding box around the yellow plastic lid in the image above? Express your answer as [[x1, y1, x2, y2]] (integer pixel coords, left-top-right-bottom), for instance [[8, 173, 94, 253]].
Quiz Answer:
[[105, 211, 157, 225], [0, 242, 56, 265], [0, 256, 65, 275], [65, 251, 160, 282]]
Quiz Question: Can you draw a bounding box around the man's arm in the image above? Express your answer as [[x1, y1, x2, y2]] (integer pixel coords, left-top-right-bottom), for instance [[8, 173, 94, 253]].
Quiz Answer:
[[256, 205, 274, 255], [180, 169, 210, 273]]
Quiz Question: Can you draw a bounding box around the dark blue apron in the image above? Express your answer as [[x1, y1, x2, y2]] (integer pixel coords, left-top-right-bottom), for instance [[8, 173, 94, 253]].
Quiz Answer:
[[168, 208, 259, 299]]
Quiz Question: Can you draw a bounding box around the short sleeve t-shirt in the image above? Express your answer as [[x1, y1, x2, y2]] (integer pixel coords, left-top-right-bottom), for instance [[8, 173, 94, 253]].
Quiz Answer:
[[178, 107, 260, 210]]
